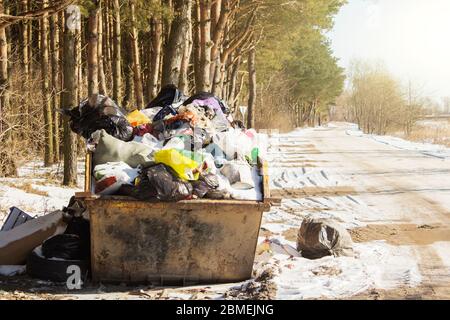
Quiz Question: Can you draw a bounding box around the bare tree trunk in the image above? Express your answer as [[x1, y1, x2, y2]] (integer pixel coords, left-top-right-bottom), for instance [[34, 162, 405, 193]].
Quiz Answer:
[[193, 0, 202, 92], [162, 0, 191, 87], [199, 0, 212, 92], [112, 0, 121, 102], [20, 0, 29, 81], [41, 0, 54, 166], [27, 0, 33, 76], [130, 0, 143, 108], [310, 103, 316, 127], [97, 1, 107, 94], [148, 17, 162, 100], [143, 33, 151, 102], [5, 4, 10, 75], [227, 53, 241, 110], [87, 1, 99, 96], [210, 0, 229, 87], [233, 72, 244, 114], [0, 1, 8, 135], [50, 13, 60, 162], [179, 0, 193, 93], [211, 0, 221, 27], [122, 33, 133, 109], [63, 6, 79, 186], [179, 26, 192, 93], [247, 44, 256, 129], [211, 59, 224, 96], [103, 0, 112, 80], [75, 25, 82, 101], [222, 52, 231, 99], [163, 0, 172, 48], [222, 42, 235, 99], [19, 0, 31, 130]]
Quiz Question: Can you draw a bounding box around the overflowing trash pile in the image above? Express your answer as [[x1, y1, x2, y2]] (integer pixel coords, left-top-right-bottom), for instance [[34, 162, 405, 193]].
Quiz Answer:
[[66, 85, 266, 202], [0, 85, 267, 284]]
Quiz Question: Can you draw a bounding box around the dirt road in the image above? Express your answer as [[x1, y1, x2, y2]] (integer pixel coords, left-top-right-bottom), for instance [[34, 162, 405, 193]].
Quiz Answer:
[[269, 123, 450, 299]]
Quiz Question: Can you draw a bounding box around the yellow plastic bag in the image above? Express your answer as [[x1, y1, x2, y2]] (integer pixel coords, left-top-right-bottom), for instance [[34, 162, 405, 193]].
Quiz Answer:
[[154, 149, 200, 181], [126, 110, 150, 127]]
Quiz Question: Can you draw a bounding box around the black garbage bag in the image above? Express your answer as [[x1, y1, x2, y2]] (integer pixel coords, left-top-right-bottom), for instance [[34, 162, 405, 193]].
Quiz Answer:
[[41, 197, 91, 261], [192, 173, 219, 198], [146, 84, 186, 109], [42, 214, 91, 261], [153, 105, 178, 122], [145, 164, 193, 202], [63, 94, 134, 141], [118, 175, 158, 200], [297, 217, 354, 259], [65, 216, 90, 248], [42, 234, 85, 260]]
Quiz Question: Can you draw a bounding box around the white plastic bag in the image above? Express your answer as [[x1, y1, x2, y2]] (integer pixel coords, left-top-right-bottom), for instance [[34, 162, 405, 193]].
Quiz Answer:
[[212, 128, 253, 160], [140, 107, 162, 121], [163, 136, 185, 150], [93, 162, 139, 195], [229, 167, 263, 201], [133, 133, 163, 155], [220, 160, 255, 190]]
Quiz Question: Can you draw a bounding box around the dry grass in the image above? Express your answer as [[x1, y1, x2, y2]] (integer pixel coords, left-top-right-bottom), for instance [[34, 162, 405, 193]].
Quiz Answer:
[[0, 64, 48, 177], [392, 121, 450, 147], [25, 171, 63, 185], [21, 183, 49, 197], [2, 181, 49, 197]]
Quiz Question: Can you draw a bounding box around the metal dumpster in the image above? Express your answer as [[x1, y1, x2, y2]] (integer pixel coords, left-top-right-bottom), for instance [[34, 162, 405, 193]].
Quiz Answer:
[[77, 154, 271, 285]]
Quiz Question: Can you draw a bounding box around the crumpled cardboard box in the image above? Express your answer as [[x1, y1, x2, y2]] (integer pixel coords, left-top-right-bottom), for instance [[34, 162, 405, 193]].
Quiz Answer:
[[0, 210, 67, 265]]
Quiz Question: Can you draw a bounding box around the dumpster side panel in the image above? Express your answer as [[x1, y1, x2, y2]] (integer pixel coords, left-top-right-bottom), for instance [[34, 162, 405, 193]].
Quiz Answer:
[[87, 199, 263, 284]]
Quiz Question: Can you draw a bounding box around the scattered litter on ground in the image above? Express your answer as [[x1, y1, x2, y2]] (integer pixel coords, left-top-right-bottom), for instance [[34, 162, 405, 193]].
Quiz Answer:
[[296, 217, 354, 259]]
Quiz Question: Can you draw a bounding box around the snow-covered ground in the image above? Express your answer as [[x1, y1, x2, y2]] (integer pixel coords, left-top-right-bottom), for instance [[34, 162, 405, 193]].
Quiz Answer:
[[1, 122, 449, 299], [0, 160, 83, 221], [344, 123, 450, 159]]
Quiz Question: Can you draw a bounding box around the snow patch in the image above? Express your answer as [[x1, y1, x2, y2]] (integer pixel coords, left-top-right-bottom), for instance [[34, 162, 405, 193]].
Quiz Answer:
[[430, 242, 450, 268], [0, 161, 82, 220], [261, 223, 292, 234], [273, 241, 422, 299], [346, 127, 450, 159]]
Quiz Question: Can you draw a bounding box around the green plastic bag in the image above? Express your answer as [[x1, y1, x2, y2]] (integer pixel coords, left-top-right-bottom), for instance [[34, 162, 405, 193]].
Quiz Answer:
[[175, 149, 206, 164]]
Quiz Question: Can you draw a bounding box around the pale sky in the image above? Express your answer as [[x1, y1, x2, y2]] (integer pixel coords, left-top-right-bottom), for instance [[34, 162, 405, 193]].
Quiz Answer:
[[328, 0, 450, 101]]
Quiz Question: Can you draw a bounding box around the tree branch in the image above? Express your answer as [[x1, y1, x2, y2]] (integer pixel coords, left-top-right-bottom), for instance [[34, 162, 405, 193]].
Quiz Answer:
[[0, 0, 76, 28]]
